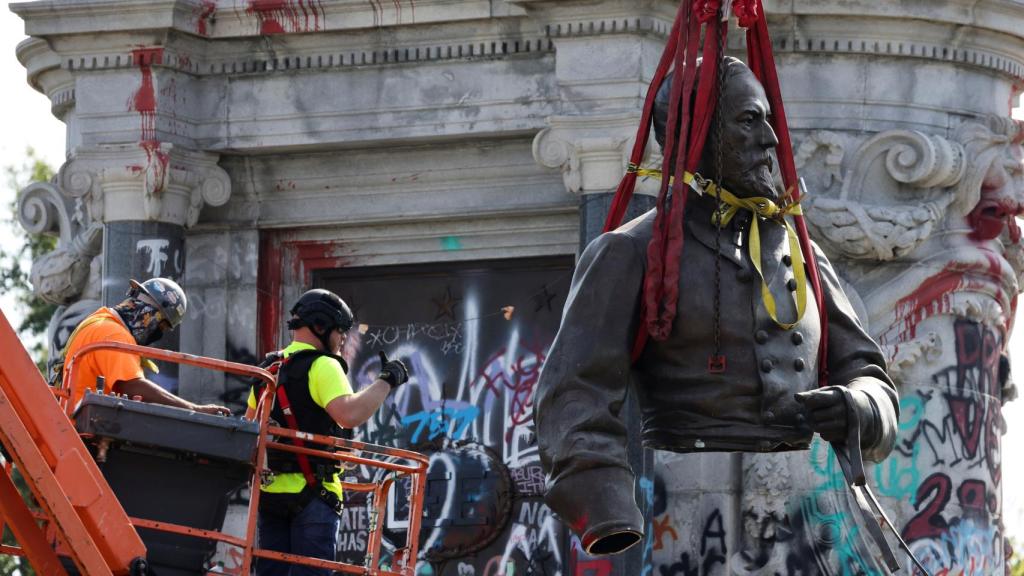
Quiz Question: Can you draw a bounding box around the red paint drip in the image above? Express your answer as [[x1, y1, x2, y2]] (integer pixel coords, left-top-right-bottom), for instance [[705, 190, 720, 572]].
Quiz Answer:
[[196, 0, 217, 36], [140, 141, 170, 195], [891, 268, 965, 342], [245, 0, 325, 35], [368, 0, 382, 26], [128, 47, 164, 142], [259, 233, 283, 355]]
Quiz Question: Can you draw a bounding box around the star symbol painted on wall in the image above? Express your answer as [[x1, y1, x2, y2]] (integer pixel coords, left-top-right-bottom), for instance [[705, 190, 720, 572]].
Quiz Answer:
[[533, 285, 557, 313], [432, 286, 462, 322]]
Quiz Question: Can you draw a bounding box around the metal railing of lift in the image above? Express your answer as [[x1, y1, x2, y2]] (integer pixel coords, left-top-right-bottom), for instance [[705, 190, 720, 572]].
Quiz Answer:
[[64, 342, 430, 576]]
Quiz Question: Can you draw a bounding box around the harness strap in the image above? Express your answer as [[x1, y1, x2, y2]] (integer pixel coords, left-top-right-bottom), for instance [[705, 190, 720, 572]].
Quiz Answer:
[[273, 367, 318, 488], [60, 315, 110, 359]]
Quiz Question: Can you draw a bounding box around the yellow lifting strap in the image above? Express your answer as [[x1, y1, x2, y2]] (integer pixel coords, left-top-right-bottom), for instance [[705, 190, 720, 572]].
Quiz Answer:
[[626, 165, 807, 330]]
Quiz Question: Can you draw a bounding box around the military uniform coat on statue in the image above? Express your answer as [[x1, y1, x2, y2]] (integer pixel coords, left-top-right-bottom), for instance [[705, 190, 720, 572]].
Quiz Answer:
[[534, 192, 900, 550]]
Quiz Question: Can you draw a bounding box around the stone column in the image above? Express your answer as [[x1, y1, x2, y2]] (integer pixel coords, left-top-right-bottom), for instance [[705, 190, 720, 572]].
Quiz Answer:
[[56, 143, 231, 389], [722, 2, 1024, 574]]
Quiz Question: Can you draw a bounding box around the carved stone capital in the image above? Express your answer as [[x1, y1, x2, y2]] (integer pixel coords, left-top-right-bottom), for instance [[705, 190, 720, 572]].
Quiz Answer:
[[804, 129, 966, 262], [59, 143, 231, 228], [533, 113, 652, 195]]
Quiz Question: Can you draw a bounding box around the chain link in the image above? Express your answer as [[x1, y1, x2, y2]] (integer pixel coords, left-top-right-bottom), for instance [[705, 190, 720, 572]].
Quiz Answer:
[[710, 12, 727, 372]]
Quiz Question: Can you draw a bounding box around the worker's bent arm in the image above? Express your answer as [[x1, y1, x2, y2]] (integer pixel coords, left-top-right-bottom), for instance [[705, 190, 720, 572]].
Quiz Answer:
[[325, 379, 391, 429], [116, 378, 230, 415]]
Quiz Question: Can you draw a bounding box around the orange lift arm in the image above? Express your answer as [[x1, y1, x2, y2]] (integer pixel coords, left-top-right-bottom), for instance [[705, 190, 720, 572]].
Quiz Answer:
[[0, 307, 147, 575]]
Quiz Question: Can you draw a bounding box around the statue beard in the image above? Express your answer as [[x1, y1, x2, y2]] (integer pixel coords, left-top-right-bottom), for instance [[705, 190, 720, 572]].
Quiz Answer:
[[114, 299, 164, 346], [721, 150, 781, 201]]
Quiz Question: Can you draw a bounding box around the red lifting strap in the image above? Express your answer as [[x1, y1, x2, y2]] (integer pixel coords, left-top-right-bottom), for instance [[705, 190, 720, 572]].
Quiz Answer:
[[603, 0, 829, 387]]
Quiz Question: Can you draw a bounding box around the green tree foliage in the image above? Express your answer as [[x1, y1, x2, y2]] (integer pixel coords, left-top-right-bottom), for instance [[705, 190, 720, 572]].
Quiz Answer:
[[1, 148, 57, 372], [1011, 537, 1024, 576]]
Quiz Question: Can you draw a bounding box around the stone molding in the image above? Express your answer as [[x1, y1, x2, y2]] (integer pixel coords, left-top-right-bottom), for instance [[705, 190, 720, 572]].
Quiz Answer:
[[12, 0, 524, 38], [54, 34, 555, 76], [533, 112, 653, 196], [58, 144, 231, 227], [732, 30, 1024, 83]]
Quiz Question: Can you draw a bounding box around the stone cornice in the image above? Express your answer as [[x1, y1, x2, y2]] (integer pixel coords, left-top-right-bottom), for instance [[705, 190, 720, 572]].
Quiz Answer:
[[14, 37, 74, 116], [10, 0, 513, 38], [15, 1, 1024, 96], [765, 0, 1024, 42], [745, 11, 1024, 83]]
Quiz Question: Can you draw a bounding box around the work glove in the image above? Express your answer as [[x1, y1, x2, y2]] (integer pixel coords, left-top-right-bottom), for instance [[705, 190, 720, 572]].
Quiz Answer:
[[794, 386, 879, 447], [378, 351, 410, 389]]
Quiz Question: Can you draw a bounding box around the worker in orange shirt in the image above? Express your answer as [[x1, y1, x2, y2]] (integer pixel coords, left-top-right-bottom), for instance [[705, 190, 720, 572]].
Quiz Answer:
[[60, 277, 231, 416]]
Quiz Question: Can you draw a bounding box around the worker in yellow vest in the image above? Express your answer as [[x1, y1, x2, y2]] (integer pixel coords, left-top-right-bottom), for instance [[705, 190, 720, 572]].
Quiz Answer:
[[60, 277, 230, 415]]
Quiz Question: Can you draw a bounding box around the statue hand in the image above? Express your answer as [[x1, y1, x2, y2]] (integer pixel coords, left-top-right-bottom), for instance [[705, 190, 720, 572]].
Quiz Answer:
[[794, 387, 848, 442]]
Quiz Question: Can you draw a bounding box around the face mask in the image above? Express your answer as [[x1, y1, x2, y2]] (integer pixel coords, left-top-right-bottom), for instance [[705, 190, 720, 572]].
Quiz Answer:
[[114, 299, 165, 346]]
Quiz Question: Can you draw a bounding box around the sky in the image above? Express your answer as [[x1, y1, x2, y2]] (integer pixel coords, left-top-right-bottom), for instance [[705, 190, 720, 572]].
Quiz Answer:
[[3, 1, 1024, 547]]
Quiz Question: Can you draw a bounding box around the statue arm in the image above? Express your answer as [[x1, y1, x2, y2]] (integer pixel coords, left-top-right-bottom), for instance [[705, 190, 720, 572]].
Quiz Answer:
[[534, 231, 645, 550], [816, 245, 900, 463]]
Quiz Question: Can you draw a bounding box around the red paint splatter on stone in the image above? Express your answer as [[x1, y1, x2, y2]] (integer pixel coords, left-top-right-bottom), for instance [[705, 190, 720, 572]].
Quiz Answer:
[[196, 0, 217, 36], [289, 241, 352, 285], [967, 197, 1022, 242], [128, 48, 164, 142], [887, 257, 1009, 345], [140, 140, 170, 195], [246, 0, 325, 35], [891, 268, 964, 343]]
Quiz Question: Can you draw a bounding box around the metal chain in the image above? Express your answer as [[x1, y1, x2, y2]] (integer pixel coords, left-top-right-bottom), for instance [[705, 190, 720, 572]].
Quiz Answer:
[[710, 13, 727, 372]]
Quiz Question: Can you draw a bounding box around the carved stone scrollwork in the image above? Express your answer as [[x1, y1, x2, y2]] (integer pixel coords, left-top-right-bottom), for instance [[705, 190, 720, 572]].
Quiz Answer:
[[805, 129, 967, 262], [18, 180, 74, 244], [17, 180, 103, 306], [534, 127, 583, 193], [804, 197, 949, 261], [838, 129, 965, 198], [532, 113, 643, 196]]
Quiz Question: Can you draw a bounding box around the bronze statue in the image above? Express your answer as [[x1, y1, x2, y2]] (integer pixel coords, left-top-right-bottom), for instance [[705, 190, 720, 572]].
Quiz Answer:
[[533, 57, 899, 556]]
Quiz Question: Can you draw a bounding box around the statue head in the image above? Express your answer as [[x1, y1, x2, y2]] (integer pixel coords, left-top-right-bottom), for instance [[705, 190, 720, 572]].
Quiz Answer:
[[653, 56, 781, 200]]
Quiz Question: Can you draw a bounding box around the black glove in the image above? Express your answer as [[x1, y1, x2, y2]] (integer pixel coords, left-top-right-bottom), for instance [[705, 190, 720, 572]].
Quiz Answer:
[[378, 351, 409, 389]]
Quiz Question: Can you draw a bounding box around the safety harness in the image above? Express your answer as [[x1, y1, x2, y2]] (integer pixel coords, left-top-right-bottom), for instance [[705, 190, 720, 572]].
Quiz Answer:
[[258, 349, 348, 515]]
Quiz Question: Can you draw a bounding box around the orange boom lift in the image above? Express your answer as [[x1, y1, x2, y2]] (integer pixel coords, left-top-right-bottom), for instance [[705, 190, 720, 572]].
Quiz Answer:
[[0, 306, 428, 575]]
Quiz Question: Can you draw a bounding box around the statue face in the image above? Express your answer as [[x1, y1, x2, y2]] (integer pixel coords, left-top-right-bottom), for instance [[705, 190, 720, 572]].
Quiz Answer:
[[704, 69, 781, 200], [966, 142, 1024, 241]]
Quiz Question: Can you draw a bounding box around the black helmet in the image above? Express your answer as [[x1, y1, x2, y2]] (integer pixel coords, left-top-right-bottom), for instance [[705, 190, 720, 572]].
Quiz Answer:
[[288, 289, 354, 333], [129, 277, 187, 328]]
